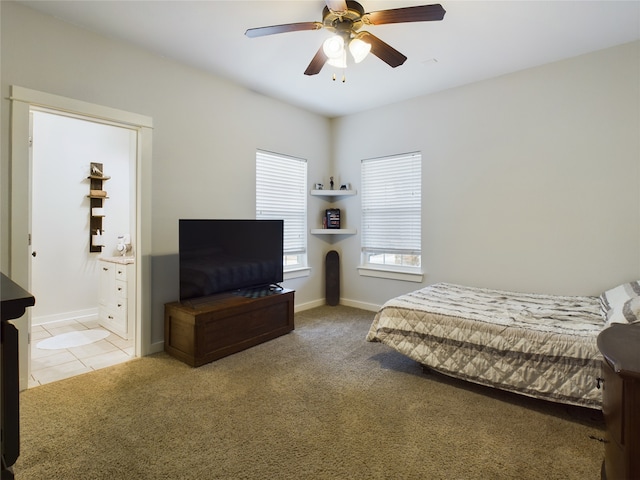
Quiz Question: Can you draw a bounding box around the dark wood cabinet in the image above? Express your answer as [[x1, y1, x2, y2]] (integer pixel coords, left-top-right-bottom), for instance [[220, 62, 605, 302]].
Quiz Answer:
[[597, 323, 640, 480], [164, 288, 294, 367], [1, 273, 35, 479]]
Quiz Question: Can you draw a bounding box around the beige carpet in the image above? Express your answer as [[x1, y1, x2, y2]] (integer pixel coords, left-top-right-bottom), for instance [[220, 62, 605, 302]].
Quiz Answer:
[[15, 306, 605, 479]]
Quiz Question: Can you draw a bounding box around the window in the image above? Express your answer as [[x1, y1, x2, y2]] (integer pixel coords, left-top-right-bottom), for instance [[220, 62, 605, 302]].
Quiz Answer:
[[256, 150, 308, 273], [360, 152, 422, 281]]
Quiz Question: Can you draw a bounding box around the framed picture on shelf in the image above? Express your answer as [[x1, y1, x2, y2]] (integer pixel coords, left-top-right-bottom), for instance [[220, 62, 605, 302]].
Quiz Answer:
[[325, 208, 340, 229]]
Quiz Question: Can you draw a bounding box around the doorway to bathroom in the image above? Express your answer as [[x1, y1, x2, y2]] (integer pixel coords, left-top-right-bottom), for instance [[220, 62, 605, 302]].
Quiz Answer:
[[10, 85, 154, 391], [28, 110, 136, 387]]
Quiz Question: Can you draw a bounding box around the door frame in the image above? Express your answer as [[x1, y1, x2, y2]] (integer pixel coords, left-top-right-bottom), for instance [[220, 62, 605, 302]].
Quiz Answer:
[[9, 85, 153, 390]]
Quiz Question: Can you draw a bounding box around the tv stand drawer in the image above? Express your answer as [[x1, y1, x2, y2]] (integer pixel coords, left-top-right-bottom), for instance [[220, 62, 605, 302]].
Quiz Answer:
[[164, 289, 294, 367]]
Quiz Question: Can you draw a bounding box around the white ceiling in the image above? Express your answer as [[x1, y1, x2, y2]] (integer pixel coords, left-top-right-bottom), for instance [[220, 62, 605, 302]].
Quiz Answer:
[[18, 0, 640, 118]]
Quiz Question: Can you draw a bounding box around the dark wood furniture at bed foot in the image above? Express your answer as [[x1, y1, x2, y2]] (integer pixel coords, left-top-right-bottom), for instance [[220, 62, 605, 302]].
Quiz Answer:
[[164, 288, 294, 367], [597, 323, 640, 480]]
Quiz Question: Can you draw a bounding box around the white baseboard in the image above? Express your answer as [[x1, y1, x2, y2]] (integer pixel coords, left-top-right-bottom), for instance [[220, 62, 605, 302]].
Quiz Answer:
[[339, 298, 381, 312], [32, 308, 99, 326], [294, 298, 381, 313], [294, 298, 326, 312], [149, 341, 165, 355]]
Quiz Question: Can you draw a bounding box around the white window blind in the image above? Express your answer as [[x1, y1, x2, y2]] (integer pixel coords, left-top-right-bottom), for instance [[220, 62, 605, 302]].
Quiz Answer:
[[256, 150, 307, 259], [361, 152, 422, 259]]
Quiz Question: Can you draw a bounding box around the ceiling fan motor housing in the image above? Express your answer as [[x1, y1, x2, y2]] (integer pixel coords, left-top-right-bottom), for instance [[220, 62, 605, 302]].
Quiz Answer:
[[322, 0, 366, 36]]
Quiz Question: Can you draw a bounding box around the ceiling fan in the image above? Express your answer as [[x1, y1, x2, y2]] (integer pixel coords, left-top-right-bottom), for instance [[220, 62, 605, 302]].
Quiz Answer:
[[245, 0, 446, 76]]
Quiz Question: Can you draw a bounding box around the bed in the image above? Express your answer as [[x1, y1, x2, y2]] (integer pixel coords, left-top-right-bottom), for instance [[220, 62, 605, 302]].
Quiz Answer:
[[366, 282, 640, 409]]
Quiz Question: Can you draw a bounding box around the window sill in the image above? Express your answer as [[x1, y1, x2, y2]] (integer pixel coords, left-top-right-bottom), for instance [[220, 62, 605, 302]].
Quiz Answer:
[[357, 266, 423, 283], [284, 267, 311, 280]]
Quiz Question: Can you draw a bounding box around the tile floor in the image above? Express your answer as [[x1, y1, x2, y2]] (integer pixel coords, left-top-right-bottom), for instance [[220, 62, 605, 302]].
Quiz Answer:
[[29, 317, 134, 388]]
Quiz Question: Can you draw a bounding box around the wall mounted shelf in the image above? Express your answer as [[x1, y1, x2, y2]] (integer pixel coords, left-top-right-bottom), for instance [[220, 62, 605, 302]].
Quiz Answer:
[[310, 189, 356, 197], [310, 186, 357, 238], [88, 162, 110, 253], [310, 228, 357, 235]]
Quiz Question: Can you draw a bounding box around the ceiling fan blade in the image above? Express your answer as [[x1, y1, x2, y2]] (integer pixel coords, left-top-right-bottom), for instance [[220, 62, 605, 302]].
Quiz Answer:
[[364, 4, 446, 25], [304, 46, 329, 76], [325, 0, 348, 13], [245, 22, 322, 38], [358, 31, 407, 68]]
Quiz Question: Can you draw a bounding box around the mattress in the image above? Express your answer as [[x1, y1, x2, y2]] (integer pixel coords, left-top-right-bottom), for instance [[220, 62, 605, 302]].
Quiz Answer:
[[366, 283, 604, 408]]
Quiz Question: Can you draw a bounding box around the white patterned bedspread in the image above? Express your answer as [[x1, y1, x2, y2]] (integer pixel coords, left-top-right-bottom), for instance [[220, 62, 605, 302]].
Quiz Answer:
[[366, 283, 604, 408]]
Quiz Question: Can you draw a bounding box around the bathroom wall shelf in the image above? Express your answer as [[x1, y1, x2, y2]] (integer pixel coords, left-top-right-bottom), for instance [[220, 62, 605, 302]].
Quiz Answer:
[[88, 162, 110, 253]]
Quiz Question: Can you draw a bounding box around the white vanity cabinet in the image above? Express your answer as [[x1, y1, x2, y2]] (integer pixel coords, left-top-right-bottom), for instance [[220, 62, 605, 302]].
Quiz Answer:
[[98, 258, 134, 340]]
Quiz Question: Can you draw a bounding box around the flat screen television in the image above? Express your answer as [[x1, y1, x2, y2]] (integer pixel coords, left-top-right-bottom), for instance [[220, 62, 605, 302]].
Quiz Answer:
[[179, 219, 284, 302]]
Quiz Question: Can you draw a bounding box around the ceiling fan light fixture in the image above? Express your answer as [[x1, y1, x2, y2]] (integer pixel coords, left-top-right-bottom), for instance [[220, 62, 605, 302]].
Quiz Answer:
[[349, 36, 371, 63], [327, 49, 347, 68], [322, 35, 345, 59]]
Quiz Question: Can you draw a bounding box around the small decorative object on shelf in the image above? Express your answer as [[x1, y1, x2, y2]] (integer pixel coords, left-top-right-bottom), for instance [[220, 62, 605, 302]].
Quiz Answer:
[[325, 208, 340, 229], [315, 183, 324, 190], [340, 183, 349, 190], [329, 176, 334, 190], [91, 164, 104, 177], [92, 229, 105, 247]]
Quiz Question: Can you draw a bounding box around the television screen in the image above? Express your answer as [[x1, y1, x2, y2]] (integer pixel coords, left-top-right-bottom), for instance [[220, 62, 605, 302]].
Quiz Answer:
[[179, 219, 284, 301]]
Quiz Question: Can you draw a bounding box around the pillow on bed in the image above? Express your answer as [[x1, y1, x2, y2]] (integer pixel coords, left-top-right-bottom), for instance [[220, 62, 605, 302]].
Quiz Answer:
[[600, 281, 640, 321], [605, 295, 640, 327]]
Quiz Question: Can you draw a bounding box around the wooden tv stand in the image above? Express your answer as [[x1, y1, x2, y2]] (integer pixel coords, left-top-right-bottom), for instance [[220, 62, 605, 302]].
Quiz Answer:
[[164, 288, 294, 367]]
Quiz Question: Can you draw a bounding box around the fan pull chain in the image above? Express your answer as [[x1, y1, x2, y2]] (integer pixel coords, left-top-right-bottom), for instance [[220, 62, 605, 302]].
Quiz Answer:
[[331, 72, 346, 83]]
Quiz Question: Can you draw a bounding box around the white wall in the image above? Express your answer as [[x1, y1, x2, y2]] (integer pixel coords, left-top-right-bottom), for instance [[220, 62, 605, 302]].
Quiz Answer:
[[332, 41, 640, 305], [30, 111, 133, 324], [1, 2, 331, 344]]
